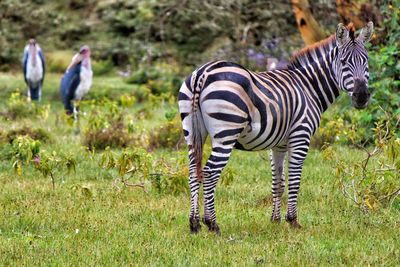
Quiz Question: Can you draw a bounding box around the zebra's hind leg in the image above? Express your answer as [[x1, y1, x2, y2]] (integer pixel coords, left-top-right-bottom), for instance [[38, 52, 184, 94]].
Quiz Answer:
[[188, 145, 203, 233], [202, 143, 235, 235], [286, 141, 309, 229], [270, 146, 287, 223]]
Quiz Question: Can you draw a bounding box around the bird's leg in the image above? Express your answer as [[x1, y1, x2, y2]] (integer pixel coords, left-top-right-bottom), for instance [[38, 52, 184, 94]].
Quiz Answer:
[[73, 100, 81, 134]]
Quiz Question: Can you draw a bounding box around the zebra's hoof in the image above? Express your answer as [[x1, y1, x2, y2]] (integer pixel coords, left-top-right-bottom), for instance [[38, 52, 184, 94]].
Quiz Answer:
[[189, 217, 201, 234], [271, 217, 281, 224], [202, 217, 221, 235], [286, 216, 302, 229]]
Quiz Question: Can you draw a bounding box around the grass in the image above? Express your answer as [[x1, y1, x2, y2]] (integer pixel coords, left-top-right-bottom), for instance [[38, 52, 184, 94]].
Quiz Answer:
[[0, 73, 399, 266]]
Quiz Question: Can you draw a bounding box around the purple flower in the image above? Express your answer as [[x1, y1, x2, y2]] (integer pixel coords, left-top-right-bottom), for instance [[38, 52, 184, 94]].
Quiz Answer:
[[34, 156, 40, 164]]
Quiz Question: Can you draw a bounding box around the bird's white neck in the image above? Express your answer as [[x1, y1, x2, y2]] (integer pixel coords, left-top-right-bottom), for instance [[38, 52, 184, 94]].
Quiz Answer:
[[29, 45, 37, 67]]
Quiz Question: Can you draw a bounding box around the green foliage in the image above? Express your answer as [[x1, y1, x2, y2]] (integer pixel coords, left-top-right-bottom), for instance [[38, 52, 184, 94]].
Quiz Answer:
[[0, 136, 41, 176], [1, 90, 50, 120], [126, 63, 183, 96], [83, 99, 133, 150], [148, 111, 183, 150], [46, 51, 74, 73], [34, 150, 77, 189], [119, 94, 136, 108], [92, 59, 115, 76], [327, 120, 400, 211], [100, 147, 187, 194]]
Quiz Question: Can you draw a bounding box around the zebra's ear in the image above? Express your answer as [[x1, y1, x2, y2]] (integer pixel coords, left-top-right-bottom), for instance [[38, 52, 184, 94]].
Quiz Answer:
[[336, 23, 349, 47], [358, 21, 374, 43]]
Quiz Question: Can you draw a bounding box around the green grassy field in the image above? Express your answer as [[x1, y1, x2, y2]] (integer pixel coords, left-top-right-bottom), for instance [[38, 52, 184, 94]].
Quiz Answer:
[[0, 73, 399, 266]]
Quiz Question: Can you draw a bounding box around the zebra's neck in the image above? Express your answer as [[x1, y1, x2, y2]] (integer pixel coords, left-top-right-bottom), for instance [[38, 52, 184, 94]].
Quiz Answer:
[[289, 36, 341, 113]]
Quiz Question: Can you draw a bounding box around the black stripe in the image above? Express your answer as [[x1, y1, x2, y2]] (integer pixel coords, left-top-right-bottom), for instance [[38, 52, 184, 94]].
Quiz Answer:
[[208, 112, 247, 124], [203, 91, 249, 115], [205, 61, 246, 73], [178, 92, 190, 101], [214, 128, 243, 139], [180, 112, 189, 120]]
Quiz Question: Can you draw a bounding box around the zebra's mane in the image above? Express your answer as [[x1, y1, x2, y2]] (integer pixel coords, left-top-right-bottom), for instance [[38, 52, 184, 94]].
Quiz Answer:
[[288, 35, 336, 70], [288, 23, 356, 70]]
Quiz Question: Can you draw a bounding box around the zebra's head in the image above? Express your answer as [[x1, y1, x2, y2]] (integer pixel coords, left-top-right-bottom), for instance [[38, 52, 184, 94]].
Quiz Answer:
[[335, 22, 374, 109]]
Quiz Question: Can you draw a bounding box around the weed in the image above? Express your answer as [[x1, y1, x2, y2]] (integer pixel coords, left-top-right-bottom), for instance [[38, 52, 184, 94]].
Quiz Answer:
[[329, 118, 400, 211]]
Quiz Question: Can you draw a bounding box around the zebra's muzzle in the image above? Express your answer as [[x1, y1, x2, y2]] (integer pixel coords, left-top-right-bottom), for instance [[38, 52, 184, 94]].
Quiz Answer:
[[351, 79, 370, 109]]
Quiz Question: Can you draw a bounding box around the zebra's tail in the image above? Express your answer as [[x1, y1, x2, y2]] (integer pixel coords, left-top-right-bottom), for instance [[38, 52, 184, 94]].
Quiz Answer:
[[178, 69, 207, 182], [191, 106, 205, 182]]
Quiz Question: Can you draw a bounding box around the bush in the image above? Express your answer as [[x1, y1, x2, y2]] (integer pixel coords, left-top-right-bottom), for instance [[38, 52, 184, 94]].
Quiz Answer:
[[92, 59, 114, 76], [46, 51, 74, 73], [1, 90, 50, 120], [126, 63, 183, 96], [325, 119, 400, 212], [0, 136, 41, 175], [148, 110, 184, 150], [6, 126, 52, 144], [100, 147, 188, 194], [83, 99, 134, 150]]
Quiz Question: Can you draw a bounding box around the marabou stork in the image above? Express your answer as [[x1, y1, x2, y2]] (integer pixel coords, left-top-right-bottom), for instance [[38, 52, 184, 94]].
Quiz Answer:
[[23, 39, 45, 101], [60, 45, 93, 118]]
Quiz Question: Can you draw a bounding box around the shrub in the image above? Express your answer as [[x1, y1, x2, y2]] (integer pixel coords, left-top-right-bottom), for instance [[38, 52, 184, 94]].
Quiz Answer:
[[100, 147, 188, 194], [34, 150, 77, 189], [148, 110, 184, 150], [326, 119, 400, 212], [149, 157, 188, 195], [46, 51, 74, 73], [83, 115, 133, 150], [83, 99, 133, 150], [92, 59, 114, 76], [126, 63, 183, 96], [6, 126, 52, 144], [0, 129, 6, 143], [1, 90, 50, 120], [0, 136, 41, 175]]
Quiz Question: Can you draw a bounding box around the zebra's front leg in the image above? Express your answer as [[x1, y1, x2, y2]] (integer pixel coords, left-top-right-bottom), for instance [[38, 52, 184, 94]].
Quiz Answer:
[[286, 142, 309, 228], [270, 147, 287, 223], [188, 149, 201, 233], [203, 146, 233, 235]]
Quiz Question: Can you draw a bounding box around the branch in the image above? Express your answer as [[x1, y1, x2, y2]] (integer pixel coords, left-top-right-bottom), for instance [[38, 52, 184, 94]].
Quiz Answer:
[[123, 180, 148, 193]]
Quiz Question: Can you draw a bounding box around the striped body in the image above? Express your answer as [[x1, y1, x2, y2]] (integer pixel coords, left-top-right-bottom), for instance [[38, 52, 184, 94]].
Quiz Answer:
[[179, 23, 373, 234]]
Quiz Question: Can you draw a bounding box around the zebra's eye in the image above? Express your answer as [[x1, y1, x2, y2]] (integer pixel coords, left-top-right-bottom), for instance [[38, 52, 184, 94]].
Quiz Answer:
[[340, 58, 346, 65]]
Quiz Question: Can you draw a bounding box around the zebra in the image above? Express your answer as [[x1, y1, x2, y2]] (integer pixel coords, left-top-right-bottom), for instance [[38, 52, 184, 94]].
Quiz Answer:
[[178, 22, 374, 234]]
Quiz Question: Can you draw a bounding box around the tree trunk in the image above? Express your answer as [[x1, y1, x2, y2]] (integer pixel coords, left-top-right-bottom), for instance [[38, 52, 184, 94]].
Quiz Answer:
[[291, 0, 326, 45]]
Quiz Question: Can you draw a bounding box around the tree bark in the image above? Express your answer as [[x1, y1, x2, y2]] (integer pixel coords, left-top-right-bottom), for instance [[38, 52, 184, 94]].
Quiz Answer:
[[291, 0, 326, 45]]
